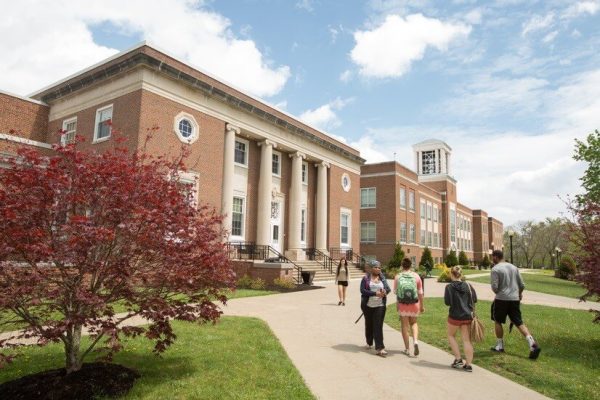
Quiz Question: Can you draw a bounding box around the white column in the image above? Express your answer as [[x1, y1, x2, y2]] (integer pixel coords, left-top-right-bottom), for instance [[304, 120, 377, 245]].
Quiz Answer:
[[257, 140, 276, 246], [440, 149, 446, 174], [417, 151, 422, 174], [222, 123, 240, 238], [286, 151, 306, 260], [315, 161, 330, 253], [447, 152, 451, 175]]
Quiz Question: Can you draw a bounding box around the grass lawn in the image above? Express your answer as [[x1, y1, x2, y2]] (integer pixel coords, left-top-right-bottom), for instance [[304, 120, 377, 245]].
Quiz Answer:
[[0, 288, 279, 335], [469, 273, 588, 299], [0, 317, 315, 399], [385, 299, 600, 400], [427, 268, 489, 277]]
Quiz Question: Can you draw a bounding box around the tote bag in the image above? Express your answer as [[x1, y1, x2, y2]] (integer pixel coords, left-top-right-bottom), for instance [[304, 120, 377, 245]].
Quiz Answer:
[[467, 284, 485, 343]]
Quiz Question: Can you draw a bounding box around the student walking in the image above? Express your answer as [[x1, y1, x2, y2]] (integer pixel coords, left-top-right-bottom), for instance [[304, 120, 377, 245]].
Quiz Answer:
[[335, 257, 349, 305], [490, 250, 541, 359], [360, 260, 391, 357], [394, 258, 424, 356], [444, 266, 476, 372]]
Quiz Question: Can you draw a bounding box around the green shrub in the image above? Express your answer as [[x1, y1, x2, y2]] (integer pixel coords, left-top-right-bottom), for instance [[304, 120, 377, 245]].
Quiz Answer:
[[236, 275, 253, 289], [388, 242, 405, 269], [249, 277, 267, 290], [481, 254, 491, 269], [273, 277, 295, 290], [384, 267, 400, 279], [445, 250, 458, 267], [458, 251, 469, 266], [556, 255, 577, 280], [437, 266, 451, 282], [419, 247, 434, 273]]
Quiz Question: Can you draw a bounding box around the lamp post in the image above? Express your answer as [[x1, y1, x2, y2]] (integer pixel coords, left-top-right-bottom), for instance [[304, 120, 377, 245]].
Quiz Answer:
[[555, 247, 562, 268], [551, 252, 556, 270], [508, 230, 515, 265]]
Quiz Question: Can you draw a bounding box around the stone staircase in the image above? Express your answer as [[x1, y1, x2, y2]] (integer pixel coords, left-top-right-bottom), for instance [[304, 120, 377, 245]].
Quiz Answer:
[[293, 260, 365, 283]]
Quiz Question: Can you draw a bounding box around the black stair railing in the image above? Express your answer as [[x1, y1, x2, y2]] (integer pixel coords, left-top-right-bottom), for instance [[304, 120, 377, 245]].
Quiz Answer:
[[303, 248, 334, 274], [226, 241, 302, 283]]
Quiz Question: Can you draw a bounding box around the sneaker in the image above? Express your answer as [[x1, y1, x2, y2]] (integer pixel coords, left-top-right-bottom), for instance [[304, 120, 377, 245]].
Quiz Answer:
[[376, 349, 388, 357], [529, 345, 541, 360], [365, 344, 373, 350], [463, 365, 473, 372], [490, 346, 505, 353], [414, 343, 420, 356], [451, 359, 464, 368], [342, 302, 345, 306], [338, 301, 342, 306], [401, 349, 410, 356]]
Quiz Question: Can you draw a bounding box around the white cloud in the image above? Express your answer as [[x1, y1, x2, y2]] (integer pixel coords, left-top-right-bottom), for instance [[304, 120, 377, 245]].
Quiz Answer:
[[350, 14, 471, 78], [542, 30, 559, 43], [295, 0, 314, 12], [339, 70, 353, 82], [356, 68, 600, 225], [464, 9, 483, 25], [562, 1, 600, 19], [299, 97, 354, 131], [521, 13, 555, 36], [0, 0, 290, 98]]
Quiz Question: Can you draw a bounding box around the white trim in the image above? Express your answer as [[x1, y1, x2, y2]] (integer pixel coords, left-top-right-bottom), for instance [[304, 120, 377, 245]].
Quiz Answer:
[[341, 173, 351, 192], [173, 111, 199, 144], [27, 41, 359, 157], [361, 171, 420, 186], [0, 89, 48, 106], [178, 170, 200, 208], [418, 174, 457, 184], [93, 104, 113, 143], [0, 133, 52, 149], [234, 137, 249, 168], [300, 207, 307, 246]]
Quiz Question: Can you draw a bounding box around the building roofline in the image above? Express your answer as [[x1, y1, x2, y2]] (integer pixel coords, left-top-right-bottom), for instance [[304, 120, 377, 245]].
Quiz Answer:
[[0, 89, 48, 106], [27, 41, 363, 163]]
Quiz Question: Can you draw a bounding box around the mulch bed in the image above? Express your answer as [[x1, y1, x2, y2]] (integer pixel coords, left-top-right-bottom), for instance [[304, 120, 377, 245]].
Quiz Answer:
[[0, 362, 140, 400], [266, 284, 325, 293]]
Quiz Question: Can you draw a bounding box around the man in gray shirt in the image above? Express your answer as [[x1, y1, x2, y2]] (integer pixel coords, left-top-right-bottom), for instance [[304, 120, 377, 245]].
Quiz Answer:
[[490, 250, 541, 359]]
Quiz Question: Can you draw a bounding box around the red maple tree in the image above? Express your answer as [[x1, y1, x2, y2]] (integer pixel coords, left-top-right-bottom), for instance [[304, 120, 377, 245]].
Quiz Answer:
[[0, 129, 234, 372]]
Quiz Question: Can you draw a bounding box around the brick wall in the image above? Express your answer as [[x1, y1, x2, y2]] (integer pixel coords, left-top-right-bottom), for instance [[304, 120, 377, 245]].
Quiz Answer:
[[0, 93, 49, 142]]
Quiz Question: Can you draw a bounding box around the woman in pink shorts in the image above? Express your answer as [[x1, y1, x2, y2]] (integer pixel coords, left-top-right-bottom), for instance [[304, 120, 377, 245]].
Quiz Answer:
[[394, 258, 424, 356]]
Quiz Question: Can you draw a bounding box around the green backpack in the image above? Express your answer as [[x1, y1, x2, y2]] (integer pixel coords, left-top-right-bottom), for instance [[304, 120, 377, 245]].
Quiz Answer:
[[396, 273, 418, 304]]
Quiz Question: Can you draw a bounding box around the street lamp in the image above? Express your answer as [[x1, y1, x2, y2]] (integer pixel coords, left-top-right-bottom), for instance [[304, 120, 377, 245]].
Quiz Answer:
[[551, 252, 556, 269], [508, 230, 515, 265], [555, 247, 562, 267]]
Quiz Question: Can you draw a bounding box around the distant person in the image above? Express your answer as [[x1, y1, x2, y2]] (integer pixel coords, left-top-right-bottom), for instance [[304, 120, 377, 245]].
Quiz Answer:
[[394, 258, 424, 356], [335, 257, 349, 306], [490, 250, 541, 359], [360, 260, 391, 357], [444, 266, 476, 372]]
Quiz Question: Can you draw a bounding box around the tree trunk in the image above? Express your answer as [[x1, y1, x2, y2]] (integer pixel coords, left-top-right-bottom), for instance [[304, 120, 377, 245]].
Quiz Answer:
[[65, 324, 83, 374]]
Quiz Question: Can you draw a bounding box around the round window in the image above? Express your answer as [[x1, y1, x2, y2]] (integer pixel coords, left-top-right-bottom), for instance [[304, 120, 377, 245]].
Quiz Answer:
[[341, 173, 351, 192], [178, 119, 193, 139]]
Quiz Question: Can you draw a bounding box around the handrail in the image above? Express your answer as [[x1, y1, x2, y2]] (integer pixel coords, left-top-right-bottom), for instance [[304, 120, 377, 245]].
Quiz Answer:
[[303, 248, 334, 274], [226, 241, 302, 284]]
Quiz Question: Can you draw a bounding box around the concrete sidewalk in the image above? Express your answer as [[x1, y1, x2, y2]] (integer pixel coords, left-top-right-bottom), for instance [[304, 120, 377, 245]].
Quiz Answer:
[[223, 281, 550, 400]]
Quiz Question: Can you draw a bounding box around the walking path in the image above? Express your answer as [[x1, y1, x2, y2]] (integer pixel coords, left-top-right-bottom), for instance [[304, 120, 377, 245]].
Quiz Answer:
[[223, 280, 550, 400], [2, 277, 597, 399]]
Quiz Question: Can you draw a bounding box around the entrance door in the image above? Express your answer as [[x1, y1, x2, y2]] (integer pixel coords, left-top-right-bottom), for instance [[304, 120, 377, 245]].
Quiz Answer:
[[270, 200, 283, 253]]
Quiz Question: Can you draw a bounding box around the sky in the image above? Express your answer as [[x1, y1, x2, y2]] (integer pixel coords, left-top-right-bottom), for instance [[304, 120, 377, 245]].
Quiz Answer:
[[1, 0, 598, 226]]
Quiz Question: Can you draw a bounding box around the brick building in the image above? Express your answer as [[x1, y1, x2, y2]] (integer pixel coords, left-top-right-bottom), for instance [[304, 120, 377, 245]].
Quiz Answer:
[[0, 42, 365, 282], [359, 139, 503, 266]]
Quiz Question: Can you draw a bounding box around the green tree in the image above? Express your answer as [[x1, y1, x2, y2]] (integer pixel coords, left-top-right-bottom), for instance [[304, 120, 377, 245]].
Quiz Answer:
[[419, 247, 434, 275], [574, 129, 600, 205], [481, 254, 491, 269], [458, 250, 469, 266], [388, 242, 405, 269], [445, 250, 458, 267]]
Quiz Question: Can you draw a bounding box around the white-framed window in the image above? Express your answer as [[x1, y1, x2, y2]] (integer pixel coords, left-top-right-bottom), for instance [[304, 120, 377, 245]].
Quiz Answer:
[[428, 204, 432, 221], [340, 209, 351, 247], [433, 206, 438, 222], [427, 231, 432, 246], [409, 191, 415, 211], [420, 202, 426, 220], [450, 209, 456, 242], [400, 222, 407, 243], [231, 196, 245, 238], [234, 139, 248, 167], [341, 173, 351, 192], [361, 222, 376, 243], [360, 187, 376, 208], [272, 151, 281, 176], [93, 104, 113, 142], [300, 208, 307, 243], [420, 229, 426, 245], [400, 187, 406, 209], [410, 224, 416, 243], [177, 171, 199, 208], [173, 112, 199, 144], [302, 162, 308, 185], [61, 117, 77, 145]]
